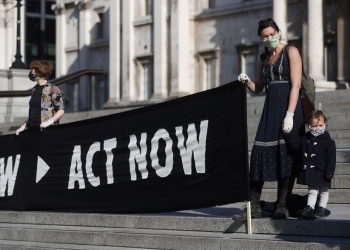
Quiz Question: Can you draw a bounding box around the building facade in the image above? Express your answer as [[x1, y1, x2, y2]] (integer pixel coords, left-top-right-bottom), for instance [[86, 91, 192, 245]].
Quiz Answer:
[[0, 0, 349, 119]]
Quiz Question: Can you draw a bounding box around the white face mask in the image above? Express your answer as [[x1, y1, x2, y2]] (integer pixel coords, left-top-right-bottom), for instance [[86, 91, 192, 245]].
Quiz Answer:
[[309, 125, 325, 137], [260, 33, 281, 49]]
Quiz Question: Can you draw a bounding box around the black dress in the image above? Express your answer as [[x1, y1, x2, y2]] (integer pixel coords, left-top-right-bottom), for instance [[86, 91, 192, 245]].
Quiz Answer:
[[250, 45, 304, 182]]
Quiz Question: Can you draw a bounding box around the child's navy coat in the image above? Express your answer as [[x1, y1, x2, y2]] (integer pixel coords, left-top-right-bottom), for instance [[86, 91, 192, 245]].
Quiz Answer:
[[283, 131, 336, 188]]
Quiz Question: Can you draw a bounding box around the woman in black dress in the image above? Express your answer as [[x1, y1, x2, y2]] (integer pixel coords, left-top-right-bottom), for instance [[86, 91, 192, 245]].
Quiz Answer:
[[16, 61, 65, 135], [233, 18, 304, 220]]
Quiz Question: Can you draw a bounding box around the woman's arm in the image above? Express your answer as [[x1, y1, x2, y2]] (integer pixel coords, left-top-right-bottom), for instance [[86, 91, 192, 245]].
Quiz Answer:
[[246, 59, 264, 94], [287, 46, 302, 113], [51, 109, 65, 123]]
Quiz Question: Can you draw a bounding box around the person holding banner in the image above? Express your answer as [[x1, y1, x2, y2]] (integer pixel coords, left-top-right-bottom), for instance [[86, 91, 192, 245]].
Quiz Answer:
[[16, 61, 65, 135], [233, 18, 304, 220]]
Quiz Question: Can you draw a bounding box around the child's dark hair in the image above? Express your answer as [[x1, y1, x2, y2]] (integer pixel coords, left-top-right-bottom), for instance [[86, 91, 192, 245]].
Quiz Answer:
[[305, 110, 328, 125]]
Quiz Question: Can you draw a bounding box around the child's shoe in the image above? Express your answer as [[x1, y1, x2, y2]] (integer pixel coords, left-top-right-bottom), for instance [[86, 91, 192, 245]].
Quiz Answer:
[[301, 205, 314, 219], [313, 206, 326, 219]]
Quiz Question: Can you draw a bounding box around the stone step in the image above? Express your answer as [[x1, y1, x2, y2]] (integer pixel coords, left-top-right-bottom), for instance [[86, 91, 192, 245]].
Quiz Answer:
[[248, 138, 350, 149], [0, 240, 139, 250], [248, 150, 350, 163], [0, 206, 349, 250], [247, 120, 350, 130], [0, 224, 349, 250], [263, 175, 350, 189], [261, 188, 350, 204]]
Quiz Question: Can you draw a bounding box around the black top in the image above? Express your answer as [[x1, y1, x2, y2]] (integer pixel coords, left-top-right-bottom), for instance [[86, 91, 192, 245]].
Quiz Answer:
[[28, 84, 44, 125]]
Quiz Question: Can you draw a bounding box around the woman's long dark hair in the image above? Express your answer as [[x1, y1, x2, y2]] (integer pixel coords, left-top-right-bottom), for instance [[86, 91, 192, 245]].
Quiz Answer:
[[257, 18, 281, 61]]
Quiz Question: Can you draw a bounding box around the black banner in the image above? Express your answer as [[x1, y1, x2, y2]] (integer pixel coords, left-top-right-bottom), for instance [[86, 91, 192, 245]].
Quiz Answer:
[[0, 81, 249, 213]]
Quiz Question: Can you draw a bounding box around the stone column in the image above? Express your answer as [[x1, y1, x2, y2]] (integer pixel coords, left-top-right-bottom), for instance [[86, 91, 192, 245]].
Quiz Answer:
[[0, 1, 15, 69], [273, 0, 287, 44], [121, 0, 135, 102], [307, 0, 324, 81], [337, 0, 350, 86], [152, 0, 167, 100], [53, 2, 66, 77], [106, 0, 121, 106], [169, 0, 189, 97], [76, 0, 92, 110]]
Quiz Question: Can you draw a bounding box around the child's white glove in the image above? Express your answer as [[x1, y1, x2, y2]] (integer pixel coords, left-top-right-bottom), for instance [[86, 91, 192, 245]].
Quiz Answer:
[[238, 73, 250, 85], [16, 124, 26, 135], [40, 119, 54, 128], [283, 112, 294, 133]]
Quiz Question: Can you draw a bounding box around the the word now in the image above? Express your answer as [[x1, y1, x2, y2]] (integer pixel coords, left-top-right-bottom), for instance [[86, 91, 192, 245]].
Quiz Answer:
[[0, 155, 20, 197], [68, 120, 209, 189]]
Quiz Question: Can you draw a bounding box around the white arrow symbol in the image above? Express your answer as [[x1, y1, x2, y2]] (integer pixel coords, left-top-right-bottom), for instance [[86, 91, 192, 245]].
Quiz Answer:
[[36, 156, 50, 183]]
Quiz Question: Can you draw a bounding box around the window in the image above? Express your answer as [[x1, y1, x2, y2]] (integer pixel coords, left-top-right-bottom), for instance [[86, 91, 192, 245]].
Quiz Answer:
[[142, 63, 153, 100], [196, 50, 220, 91], [208, 0, 215, 8], [205, 58, 216, 89], [325, 40, 337, 81], [236, 45, 259, 94], [242, 54, 255, 81], [145, 0, 152, 15], [135, 56, 153, 101], [137, 0, 152, 16], [25, 0, 56, 78], [97, 12, 105, 39]]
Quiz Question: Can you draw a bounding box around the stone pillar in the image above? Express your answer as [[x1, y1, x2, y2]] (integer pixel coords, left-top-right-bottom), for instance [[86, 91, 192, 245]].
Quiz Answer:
[[53, 2, 66, 77], [169, 0, 189, 97], [76, 0, 91, 110], [273, 0, 287, 44], [337, 0, 350, 86], [121, 0, 135, 102], [308, 0, 324, 81], [0, 1, 15, 69], [152, 0, 167, 100], [106, 0, 121, 106]]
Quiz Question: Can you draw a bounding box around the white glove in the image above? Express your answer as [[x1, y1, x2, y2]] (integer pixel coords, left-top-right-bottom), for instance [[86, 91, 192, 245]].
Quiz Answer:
[[16, 124, 26, 135], [238, 73, 250, 85], [283, 112, 294, 133], [40, 119, 54, 128]]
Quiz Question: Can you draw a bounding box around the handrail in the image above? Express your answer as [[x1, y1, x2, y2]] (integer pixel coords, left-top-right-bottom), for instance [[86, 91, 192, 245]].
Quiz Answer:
[[0, 69, 107, 98]]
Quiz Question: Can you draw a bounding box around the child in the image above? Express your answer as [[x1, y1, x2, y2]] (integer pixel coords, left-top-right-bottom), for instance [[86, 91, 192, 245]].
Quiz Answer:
[[283, 110, 336, 219]]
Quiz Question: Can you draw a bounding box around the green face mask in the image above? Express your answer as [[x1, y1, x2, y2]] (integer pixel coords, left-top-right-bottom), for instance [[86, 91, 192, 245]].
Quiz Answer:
[[261, 33, 281, 50]]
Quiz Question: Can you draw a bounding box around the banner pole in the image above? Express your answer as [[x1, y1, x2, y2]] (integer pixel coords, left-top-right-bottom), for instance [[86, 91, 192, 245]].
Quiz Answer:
[[247, 201, 252, 234]]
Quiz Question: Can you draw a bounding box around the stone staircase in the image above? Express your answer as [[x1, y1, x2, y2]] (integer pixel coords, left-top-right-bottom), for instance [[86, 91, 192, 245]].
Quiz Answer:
[[0, 205, 349, 249], [0, 89, 348, 249]]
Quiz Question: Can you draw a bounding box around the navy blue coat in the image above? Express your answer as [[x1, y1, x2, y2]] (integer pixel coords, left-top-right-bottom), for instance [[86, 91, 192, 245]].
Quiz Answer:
[[283, 131, 336, 188]]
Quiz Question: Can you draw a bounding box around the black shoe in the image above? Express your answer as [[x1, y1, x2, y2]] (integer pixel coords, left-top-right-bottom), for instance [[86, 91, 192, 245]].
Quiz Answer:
[[232, 205, 262, 222], [301, 205, 314, 219], [313, 206, 326, 219], [273, 202, 289, 219]]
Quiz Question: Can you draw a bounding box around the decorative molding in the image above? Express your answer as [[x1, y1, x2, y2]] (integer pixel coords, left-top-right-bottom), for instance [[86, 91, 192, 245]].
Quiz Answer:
[[133, 16, 153, 27], [74, 0, 91, 10], [52, 2, 65, 15]]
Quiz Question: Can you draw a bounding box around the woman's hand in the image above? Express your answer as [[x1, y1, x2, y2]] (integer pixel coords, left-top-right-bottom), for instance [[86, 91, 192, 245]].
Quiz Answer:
[[40, 119, 54, 128], [283, 112, 294, 133], [16, 124, 26, 135], [238, 73, 250, 84]]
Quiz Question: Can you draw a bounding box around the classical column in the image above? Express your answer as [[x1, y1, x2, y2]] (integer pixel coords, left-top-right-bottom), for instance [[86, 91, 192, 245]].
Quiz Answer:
[[121, 0, 135, 102], [307, 0, 324, 81], [76, 0, 91, 110], [169, 0, 189, 97], [106, 0, 121, 106], [337, 0, 349, 86], [273, 0, 287, 44], [53, 2, 66, 77], [152, 0, 167, 100]]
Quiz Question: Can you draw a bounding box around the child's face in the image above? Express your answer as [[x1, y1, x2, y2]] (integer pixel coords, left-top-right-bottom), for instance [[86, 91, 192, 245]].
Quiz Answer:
[[310, 116, 325, 129]]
